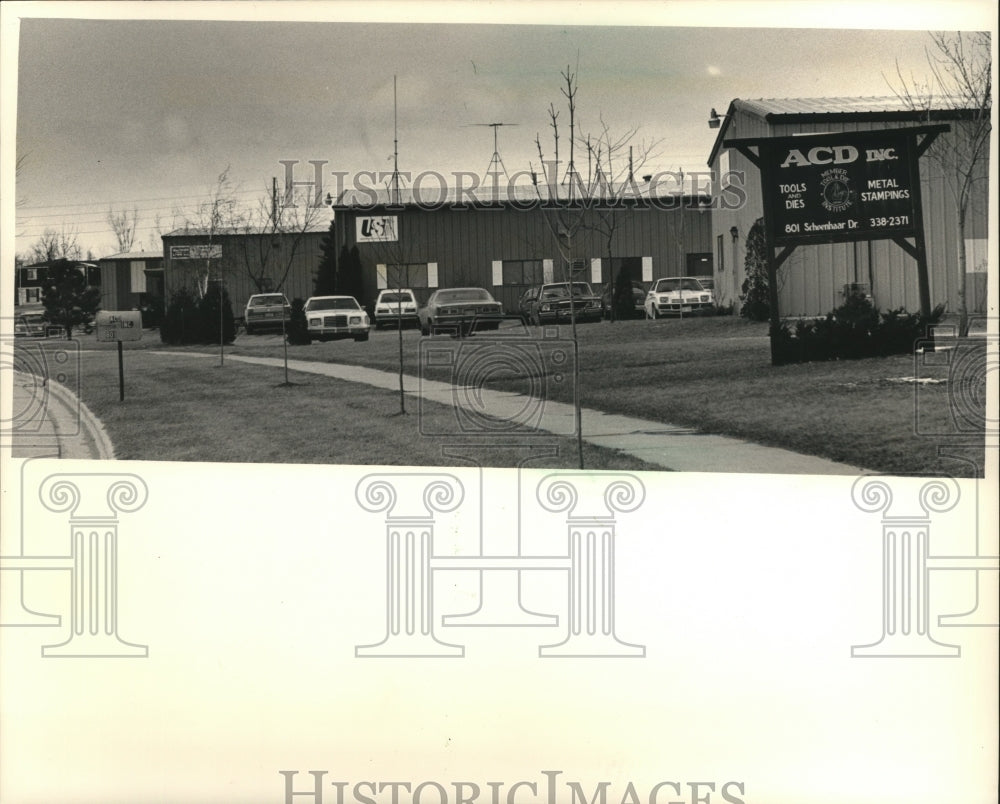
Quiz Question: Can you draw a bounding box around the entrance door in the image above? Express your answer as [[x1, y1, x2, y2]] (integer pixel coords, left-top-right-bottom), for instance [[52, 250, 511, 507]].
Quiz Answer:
[[686, 253, 713, 276]]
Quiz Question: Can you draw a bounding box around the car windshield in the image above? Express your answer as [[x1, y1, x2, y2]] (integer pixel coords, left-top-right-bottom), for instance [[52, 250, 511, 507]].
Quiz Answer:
[[435, 289, 492, 303], [654, 278, 704, 292], [379, 293, 413, 304], [306, 297, 360, 311], [543, 283, 593, 298], [249, 295, 287, 306]]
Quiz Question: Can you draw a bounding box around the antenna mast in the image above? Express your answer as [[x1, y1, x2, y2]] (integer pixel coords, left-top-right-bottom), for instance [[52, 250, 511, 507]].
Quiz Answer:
[[466, 122, 519, 193], [392, 75, 400, 205]]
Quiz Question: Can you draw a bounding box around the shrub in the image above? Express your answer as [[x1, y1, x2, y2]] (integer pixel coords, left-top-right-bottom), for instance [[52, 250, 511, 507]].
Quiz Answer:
[[41, 258, 102, 338], [286, 298, 312, 345], [612, 264, 636, 320], [773, 296, 945, 364], [739, 217, 770, 322], [160, 288, 202, 344], [197, 284, 237, 345], [140, 295, 165, 328]]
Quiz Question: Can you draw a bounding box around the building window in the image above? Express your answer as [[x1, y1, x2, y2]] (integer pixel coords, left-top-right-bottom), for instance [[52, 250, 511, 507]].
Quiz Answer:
[[501, 259, 544, 285], [22, 287, 42, 304], [716, 234, 725, 273], [387, 263, 429, 288], [26, 268, 38, 281]]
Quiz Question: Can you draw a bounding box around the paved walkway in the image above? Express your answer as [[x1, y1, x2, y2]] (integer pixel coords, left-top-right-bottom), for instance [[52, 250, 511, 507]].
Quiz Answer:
[[160, 351, 866, 475], [8, 370, 115, 460]]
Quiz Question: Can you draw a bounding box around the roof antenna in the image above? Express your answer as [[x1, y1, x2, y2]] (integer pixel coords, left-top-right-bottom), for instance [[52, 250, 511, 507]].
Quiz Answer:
[[391, 75, 401, 205], [466, 121, 519, 194]]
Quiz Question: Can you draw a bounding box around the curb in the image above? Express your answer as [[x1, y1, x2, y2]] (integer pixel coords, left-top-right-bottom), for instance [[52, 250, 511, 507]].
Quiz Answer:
[[43, 375, 117, 460]]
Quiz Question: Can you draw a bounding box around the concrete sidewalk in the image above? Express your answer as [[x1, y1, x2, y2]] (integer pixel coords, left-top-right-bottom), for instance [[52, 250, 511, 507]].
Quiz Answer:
[[8, 370, 115, 460], [193, 352, 867, 475]]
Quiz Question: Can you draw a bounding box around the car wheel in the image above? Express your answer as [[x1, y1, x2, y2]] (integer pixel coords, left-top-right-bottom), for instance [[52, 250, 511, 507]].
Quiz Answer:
[[649, 307, 659, 320], [420, 321, 430, 336], [245, 325, 255, 335], [354, 332, 369, 342], [531, 311, 541, 327]]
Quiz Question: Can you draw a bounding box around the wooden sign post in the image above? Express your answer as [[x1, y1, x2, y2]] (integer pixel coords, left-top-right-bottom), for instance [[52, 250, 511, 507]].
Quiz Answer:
[[724, 124, 948, 365], [95, 311, 143, 401]]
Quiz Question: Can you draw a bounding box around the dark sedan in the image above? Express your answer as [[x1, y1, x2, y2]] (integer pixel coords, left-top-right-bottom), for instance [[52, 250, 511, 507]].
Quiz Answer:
[[417, 287, 504, 335], [518, 281, 603, 325]]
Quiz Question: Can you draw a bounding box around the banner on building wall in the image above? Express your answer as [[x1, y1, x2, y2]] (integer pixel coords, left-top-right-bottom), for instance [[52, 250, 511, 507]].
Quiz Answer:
[[170, 245, 222, 260], [356, 216, 399, 243]]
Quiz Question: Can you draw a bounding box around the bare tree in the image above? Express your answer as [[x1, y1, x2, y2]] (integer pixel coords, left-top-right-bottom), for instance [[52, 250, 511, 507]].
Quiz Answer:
[[179, 166, 243, 299], [581, 117, 661, 320], [530, 66, 659, 467], [107, 206, 140, 253], [27, 225, 83, 263], [16, 152, 29, 212], [233, 178, 325, 294], [147, 212, 166, 252], [888, 31, 991, 335]]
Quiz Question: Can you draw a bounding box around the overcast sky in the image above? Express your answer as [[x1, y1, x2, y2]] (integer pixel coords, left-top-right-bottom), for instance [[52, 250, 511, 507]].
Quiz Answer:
[[5, 1, 996, 258]]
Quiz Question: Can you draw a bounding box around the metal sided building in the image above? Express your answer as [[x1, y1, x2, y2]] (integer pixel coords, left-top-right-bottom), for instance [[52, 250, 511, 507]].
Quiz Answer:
[[707, 97, 990, 316], [161, 226, 327, 315], [96, 251, 164, 312], [330, 191, 714, 313]]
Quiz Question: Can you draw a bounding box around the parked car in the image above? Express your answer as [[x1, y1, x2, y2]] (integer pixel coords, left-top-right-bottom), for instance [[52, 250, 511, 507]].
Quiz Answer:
[[518, 281, 603, 325], [600, 280, 647, 319], [14, 311, 48, 338], [244, 293, 291, 334], [373, 288, 419, 329], [418, 287, 504, 335], [644, 277, 715, 318], [303, 295, 370, 342]]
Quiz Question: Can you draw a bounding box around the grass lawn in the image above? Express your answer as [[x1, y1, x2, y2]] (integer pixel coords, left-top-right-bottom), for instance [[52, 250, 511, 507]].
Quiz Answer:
[[75, 350, 662, 470], [209, 314, 987, 476]]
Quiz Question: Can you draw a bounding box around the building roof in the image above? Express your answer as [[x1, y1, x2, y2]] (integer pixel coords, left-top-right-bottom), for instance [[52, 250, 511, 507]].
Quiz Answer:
[[162, 222, 330, 238], [708, 95, 989, 165], [99, 250, 163, 261], [19, 259, 97, 270], [331, 184, 712, 210], [733, 95, 969, 117]]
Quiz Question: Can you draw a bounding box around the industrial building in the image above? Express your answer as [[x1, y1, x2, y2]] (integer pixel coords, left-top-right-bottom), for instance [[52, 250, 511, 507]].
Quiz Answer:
[[161, 226, 327, 315], [149, 97, 988, 322], [330, 189, 715, 312], [707, 97, 990, 316], [96, 250, 164, 312]]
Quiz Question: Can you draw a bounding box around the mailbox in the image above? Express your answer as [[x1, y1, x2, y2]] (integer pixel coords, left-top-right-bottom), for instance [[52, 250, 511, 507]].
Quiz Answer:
[[95, 311, 143, 342]]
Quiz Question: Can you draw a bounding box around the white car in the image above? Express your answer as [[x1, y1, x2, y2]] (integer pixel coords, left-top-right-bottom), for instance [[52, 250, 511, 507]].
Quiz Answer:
[[644, 277, 715, 318], [373, 288, 418, 329], [303, 295, 370, 342]]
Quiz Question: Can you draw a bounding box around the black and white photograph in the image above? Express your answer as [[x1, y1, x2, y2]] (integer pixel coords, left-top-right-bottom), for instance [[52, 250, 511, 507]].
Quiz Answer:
[[1, 2, 997, 803]]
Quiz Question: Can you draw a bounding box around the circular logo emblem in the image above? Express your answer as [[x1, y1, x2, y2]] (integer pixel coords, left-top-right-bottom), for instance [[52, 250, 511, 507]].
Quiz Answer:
[[820, 168, 853, 213]]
